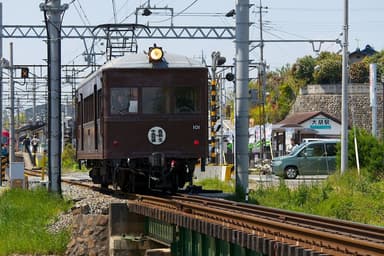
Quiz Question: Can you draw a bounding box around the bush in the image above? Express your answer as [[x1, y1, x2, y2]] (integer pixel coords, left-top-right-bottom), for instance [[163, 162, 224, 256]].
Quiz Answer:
[[61, 143, 80, 171], [339, 128, 384, 180]]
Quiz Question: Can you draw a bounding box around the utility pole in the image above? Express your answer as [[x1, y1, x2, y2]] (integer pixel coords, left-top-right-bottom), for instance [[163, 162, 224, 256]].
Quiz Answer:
[[258, 0, 267, 160], [16, 98, 20, 128], [33, 67, 37, 125], [9, 42, 15, 163], [40, 0, 68, 194], [235, 0, 250, 199], [340, 0, 349, 174], [369, 64, 377, 137]]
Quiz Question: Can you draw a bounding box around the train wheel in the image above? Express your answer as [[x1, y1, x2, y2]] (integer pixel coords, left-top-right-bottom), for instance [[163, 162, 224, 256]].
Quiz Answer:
[[128, 172, 136, 193], [112, 168, 118, 190], [100, 176, 109, 189], [117, 171, 129, 192], [170, 173, 179, 194]]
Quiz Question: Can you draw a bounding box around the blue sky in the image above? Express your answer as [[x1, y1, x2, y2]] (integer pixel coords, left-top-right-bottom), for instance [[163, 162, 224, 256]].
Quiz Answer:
[[1, 0, 384, 71]]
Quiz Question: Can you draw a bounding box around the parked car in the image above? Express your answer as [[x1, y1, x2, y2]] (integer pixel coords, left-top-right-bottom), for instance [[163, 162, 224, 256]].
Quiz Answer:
[[271, 140, 339, 179]]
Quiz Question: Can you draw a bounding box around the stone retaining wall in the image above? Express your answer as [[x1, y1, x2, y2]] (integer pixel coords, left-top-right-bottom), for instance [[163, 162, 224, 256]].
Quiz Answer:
[[65, 214, 109, 256]]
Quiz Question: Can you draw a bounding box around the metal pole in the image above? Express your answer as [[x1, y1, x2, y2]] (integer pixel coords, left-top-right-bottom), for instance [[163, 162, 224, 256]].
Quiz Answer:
[[258, 0, 266, 160], [40, 0, 68, 194], [33, 68, 36, 125], [340, 0, 349, 174], [9, 42, 15, 163], [235, 0, 249, 194], [210, 53, 218, 164], [219, 74, 224, 165], [369, 63, 377, 137], [16, 98, 20, 128], [210, 51, 225, 165]]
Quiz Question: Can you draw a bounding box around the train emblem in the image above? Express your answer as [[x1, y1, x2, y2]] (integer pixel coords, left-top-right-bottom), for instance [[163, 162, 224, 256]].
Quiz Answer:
[[148, 126, 166, 145]]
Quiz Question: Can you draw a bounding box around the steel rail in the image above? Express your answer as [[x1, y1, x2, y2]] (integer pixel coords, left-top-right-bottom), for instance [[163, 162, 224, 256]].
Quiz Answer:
[[174, 194, 384, 242]]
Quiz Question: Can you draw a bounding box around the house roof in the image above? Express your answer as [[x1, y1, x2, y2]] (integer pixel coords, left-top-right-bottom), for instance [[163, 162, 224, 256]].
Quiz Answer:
[[276, 111, 340, 126], [349, 44, 377, 64]]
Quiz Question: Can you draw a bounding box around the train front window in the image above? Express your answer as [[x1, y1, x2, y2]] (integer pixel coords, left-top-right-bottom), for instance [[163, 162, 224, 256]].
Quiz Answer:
[[110, 88, 138, 114], [174, 87, 200, 113], [142, 87, 170, 114], [142, 86, 200, 114]]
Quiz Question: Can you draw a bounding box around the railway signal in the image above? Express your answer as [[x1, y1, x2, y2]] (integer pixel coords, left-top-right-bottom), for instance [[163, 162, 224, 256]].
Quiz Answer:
[[21, 67, 29, 78], [210, 51, 226, 164]]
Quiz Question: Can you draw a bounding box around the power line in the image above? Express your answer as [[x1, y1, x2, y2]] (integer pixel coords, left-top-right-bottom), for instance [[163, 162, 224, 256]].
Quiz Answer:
[[111, 0, 118, 23], [74, 0, 91, 26]]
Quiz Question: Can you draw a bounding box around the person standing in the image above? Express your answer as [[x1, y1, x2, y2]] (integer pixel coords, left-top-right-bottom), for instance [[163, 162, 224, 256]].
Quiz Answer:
[[31, 135, 40, 154], [287, 138, 298, 154], [1, 144, 8, 157], [31, 135, 40, 167], [22, 135, 31, 153]]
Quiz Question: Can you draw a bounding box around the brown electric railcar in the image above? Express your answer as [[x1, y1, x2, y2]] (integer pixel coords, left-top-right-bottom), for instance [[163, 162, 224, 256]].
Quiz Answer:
[[76, 45, 208, 192]]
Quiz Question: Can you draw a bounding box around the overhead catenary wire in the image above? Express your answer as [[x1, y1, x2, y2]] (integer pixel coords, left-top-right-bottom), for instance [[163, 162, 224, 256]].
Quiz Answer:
[[146, 0, 199, 24], [111, 0, 118, 23]]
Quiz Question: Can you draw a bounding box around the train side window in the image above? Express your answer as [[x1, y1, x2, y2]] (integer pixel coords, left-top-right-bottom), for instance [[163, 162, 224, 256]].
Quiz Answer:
[[110, 88, 138, 114], [83, 95, 94, 122]]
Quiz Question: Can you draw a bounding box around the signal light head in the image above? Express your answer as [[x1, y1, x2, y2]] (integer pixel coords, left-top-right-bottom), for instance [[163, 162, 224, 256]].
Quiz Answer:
[[21, 67, 29, 78], [148, 44, 164, 63]]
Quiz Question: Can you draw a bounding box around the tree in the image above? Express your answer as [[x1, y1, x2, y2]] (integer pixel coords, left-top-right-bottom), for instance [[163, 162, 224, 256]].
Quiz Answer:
[[349, 61, 369, 83], [292, 55, 316, 84], [263, 66, 297, 123], [313, 52, 342, 84]]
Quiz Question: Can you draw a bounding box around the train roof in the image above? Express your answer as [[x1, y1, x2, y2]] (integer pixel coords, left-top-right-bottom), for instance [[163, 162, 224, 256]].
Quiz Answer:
[[102, 51, 206, 70]]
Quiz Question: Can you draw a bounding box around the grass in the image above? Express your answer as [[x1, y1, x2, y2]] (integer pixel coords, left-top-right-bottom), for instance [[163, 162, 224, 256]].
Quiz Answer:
[[0, 188, 72, 256], [250, 171, 384, 226], [194, 178, 235, 193]]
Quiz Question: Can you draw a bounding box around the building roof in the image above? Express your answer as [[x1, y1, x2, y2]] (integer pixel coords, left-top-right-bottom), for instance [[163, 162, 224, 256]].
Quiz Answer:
[[276, 111, 341, 126], [349, 44, 377, 64]]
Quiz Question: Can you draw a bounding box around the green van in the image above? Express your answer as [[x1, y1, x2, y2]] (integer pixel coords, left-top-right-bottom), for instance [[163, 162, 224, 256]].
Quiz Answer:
[[271, 140, 339, 179]]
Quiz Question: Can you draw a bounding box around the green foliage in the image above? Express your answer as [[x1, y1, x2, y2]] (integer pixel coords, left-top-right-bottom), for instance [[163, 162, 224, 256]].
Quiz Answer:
[[313, 52, 342, 84], [61, 143, 85, 172], [336, 129, 384, 179], [292, 55, 316, 83], [349, 61, 369, 83], [341, 128, 384, 180], [263, 82, 296, 123], [194, 178, 235, 193], [0, 188, 71, 255]]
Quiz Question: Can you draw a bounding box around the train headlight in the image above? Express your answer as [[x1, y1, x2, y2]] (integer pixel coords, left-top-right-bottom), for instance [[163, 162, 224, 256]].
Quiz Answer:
[[148, 44, 163, 63]]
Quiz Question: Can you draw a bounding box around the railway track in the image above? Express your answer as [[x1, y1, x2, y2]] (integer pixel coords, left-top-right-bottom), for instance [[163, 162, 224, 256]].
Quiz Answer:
[[24, 169, 384, 255], [129, 194, 384, 255]]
